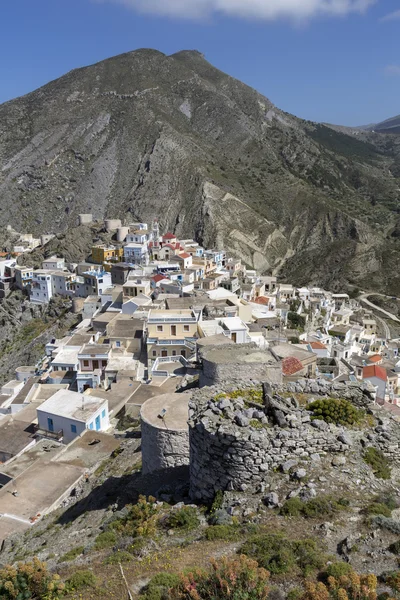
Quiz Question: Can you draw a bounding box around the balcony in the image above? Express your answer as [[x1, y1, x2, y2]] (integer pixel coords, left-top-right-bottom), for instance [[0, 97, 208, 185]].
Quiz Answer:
[[34, 424, 63, 441]]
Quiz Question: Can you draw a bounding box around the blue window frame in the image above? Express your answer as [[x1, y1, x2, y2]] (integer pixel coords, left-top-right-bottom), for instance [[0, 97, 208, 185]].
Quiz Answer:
[[89, 422, 94, 430], [71, 424, 77, 433], [101, 409, 106, 418]]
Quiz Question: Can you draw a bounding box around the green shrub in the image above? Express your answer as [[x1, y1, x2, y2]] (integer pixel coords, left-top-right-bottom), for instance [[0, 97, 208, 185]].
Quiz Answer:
[[66, 570, 97, 590], [141, 572, 182, 600], [58, 545, 84, 562], [0, 558, 64, 599], [280, 497, 303, 517], [389, 540, 400, 555], [210, 490, 224, 513], [363, 448, 391, 479], [241, 534, 325, 576], [364, 502, 392, 518], [105, 550, 133, 564], [94, 530, 117, 550], [280, 496, 347, 519], [324, 561, 354, 580], [111, 495, 160, 538], [167, 506, 200, 531], [308, 398, 362, 426], [374, 493, 398, 511], [204, 525, 241, 541]]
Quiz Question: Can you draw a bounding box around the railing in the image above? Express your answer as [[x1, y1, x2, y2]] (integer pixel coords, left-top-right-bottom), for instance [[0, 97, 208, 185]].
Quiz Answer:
[[148, 317, 196, 323], [33, 424, 63, 441]]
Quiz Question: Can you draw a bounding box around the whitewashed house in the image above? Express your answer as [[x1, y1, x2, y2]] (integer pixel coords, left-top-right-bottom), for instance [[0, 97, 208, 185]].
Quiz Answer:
[[36, 389, 109, 443]]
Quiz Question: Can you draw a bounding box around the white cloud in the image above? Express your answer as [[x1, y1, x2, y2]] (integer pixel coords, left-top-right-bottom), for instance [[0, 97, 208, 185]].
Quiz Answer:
[[96, 0, 377, 21], [384, 65, 400, 76], [380, 9, 400, 22]]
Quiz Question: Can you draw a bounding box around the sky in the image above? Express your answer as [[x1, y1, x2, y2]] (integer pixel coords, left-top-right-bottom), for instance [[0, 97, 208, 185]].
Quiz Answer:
[[0, 0, 399, 125]]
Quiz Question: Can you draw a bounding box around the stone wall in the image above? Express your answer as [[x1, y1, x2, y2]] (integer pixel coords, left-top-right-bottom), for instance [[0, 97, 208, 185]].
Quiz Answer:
[[141, 420, 189, 475], [188, 380, 400, 502]]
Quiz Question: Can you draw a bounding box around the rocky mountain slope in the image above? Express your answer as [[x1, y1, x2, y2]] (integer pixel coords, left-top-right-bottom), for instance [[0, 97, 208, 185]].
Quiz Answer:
[[1, 49, 400, 292], [361, 114, 400, 134]]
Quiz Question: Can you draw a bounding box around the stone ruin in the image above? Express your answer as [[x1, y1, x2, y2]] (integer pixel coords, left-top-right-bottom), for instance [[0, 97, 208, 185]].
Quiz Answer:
[[188, 379, 400, 502]]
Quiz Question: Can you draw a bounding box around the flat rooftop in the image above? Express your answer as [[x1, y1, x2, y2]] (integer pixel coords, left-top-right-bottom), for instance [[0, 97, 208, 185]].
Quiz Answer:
[[52, 347, 79, 365], [140, 392, 191, 431], [79, 344, 111, 355], [202, 344, 277, 365], [37, 389, 107, 422], [0, 460, 84, 542], [0, 418, 35, 457]]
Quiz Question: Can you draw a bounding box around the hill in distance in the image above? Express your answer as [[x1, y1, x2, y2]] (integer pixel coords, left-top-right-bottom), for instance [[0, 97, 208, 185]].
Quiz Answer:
[[1, 49, 400, 292]]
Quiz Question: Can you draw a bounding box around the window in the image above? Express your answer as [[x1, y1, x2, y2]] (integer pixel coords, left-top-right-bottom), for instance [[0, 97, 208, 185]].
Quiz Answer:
[[83, 360, 89, 367], [102, 409, 106, 418], [53, 366, 58, 372], [71, 424, 77, 433], [172, 350, 177, 356], [157, 325, 163, 332], [98, 278, 103, 284], [184, 325, 190, 332], [89, 422, 94, 430], [171, 325, 177, 336], [152, 351, 157, 357], [116, 341, 121, 348], [181, 350, 186, 358]]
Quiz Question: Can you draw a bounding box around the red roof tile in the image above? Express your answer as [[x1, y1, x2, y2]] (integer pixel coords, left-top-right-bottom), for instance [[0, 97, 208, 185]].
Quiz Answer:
[[368, 354, 382, 364], [309, 341, 327, 350], [282, 356, 304, 376], [178, 252, 191, 259], [254, 296, 270, 305], [152, 274, 168, 283], [363, 365, 387, 381], [162, 232, 176, 240]]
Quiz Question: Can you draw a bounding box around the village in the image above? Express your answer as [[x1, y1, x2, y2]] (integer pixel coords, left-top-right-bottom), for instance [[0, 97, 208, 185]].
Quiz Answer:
[[0, 214, 399, 544]]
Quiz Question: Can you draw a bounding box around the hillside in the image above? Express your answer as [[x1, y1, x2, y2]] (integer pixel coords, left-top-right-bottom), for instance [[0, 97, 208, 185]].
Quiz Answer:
[[362, 114, 400, 134], [1, 49, 400, 291]]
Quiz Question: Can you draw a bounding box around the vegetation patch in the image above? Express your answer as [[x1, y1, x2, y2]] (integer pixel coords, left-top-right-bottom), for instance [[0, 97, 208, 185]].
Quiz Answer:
[[241, 533, 326, 576], [58, 545, 84, 562], [140, 572, 182, 600], [174, 555, 270, 600], [167, 506, 200, 531], [363, 447, 391, 479], [308, 398, 362, 426], [0, 558, 64, 599], [280, 496, 348, 519], [65, 569, 97, 591], [110, 495, 161, 538], [363, 502, 392, 519], [204, 524, 241, 541], [94, 530, 117, 550]]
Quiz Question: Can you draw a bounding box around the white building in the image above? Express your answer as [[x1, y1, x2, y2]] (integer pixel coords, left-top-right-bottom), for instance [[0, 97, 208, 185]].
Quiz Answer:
[[42, 256, 65, 271], [219, 317, 250, 344], [30, 270, 53, 303], [36, 389, 109, 443]]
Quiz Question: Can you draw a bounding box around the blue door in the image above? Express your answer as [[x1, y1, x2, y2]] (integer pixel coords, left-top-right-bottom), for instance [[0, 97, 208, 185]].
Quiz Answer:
[[47, 418, 54, 432], [95, 415, 101, 431]]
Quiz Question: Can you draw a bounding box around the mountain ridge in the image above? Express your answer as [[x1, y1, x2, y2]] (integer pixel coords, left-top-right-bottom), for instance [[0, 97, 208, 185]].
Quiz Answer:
[[1, 48, 400, 292]]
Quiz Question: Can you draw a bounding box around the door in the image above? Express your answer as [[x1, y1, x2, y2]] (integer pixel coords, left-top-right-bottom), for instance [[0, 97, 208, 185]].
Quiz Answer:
[[92, 360, 99, 370], [232, 332, 237, 343], [95, 415, 101, 431], [161, 350, 168, 357], [171, 325, 177, 336], [47, 418, 54, 432]]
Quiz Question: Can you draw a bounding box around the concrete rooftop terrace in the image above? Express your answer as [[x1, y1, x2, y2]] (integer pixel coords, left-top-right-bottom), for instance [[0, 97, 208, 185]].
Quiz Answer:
[[0, 460, 84, 542], [202, 344, 277, 365]]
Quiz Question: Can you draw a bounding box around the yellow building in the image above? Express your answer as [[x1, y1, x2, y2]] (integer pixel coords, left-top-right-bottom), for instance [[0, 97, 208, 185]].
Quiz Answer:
[[146, 309, 199, 369], [91, 245, 123, 265]]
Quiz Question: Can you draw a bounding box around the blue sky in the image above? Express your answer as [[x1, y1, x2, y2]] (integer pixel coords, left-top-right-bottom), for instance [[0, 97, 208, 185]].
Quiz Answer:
[[0, 0, 399, 125]]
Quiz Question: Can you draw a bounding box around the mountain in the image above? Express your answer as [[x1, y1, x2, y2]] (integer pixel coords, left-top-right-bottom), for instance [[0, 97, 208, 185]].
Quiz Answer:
[[1, 48, 400, 292], [361, 114, 400, 134]]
